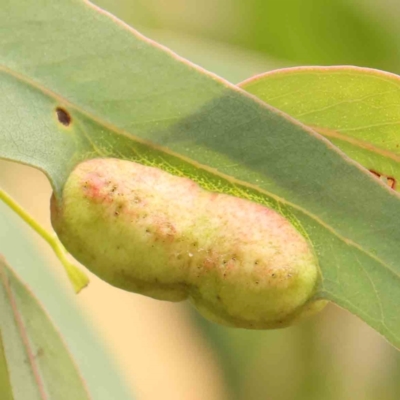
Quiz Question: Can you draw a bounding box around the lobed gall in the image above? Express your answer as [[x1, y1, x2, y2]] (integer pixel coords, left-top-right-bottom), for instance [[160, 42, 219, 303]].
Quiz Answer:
[[51, 158, 326, 329]]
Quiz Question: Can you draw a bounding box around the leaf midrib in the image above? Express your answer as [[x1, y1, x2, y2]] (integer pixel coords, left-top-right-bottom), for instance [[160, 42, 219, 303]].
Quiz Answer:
[[0, 260, 47, 400]]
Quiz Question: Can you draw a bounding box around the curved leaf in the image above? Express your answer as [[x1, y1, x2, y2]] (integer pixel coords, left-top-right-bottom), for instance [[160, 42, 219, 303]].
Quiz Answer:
[[1, 1, 400, 348], [240, 66, 400, 191], [0, 256, 91, 400]]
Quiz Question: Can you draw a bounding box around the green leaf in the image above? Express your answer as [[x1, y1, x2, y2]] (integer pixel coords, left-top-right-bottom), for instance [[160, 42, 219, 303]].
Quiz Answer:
[[0, 256, 91, 400], [2, 1, 400, 348], [240, 66, 400, 192], [0, 198, 135, 400]]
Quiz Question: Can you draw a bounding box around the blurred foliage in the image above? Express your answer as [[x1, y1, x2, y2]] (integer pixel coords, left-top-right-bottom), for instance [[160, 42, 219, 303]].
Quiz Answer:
[[90, 1, 400, 399], [192, 308, 400, 400], [96, 0, 400, 75]]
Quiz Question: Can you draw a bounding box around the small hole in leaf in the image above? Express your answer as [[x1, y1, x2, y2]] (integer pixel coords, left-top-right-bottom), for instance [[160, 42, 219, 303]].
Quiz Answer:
[[55, 107, 71, 126]]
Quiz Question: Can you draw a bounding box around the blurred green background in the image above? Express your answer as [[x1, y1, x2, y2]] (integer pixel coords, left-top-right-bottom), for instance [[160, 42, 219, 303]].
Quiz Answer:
[[96, 0, 400, 83], [2, 0, 400, 399]]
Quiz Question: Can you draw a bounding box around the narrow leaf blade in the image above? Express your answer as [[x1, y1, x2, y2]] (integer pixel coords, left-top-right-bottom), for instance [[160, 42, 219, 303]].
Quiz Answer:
[[240, 66, 400, 191], [0, 256, 91, 400]]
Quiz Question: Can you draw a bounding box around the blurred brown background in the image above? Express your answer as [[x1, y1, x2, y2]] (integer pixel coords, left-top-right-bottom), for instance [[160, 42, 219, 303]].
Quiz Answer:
[[2, 0, 400, 399]]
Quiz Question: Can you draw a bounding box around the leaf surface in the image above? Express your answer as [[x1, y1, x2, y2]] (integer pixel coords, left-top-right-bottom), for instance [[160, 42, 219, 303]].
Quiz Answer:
[[1, 1, 400, 347], [0, 256, 91, 400], [241, 66, 400, 191]]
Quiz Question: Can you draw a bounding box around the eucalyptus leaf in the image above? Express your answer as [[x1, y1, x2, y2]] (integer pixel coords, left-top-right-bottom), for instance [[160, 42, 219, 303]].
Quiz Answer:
[[1, 1, 400, 348], [0, 256, 91, 400], [240, 66, 400, 191]]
